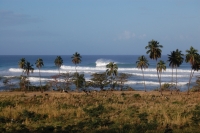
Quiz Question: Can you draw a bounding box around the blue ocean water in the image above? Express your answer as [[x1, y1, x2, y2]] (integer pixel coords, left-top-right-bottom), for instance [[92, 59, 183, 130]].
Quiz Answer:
[[0, 55, 197, 91]]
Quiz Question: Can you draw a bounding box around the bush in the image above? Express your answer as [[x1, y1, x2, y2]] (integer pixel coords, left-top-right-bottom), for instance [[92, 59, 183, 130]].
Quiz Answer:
[[83, 104, 106, 117], [133, 94, 141, 99], [20, 109, 48, 122], [0, 101, 14, 108], [191, 105, 200, 125]]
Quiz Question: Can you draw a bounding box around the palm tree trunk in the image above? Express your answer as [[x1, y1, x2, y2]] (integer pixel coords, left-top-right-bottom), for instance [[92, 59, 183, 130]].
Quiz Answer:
[[28, 74, 29, 92], [187, 69, 194, 95], [159, 72, 162, 95], [171, 67, 173, 94], [75, 65, 78, 90], [39, 68, 42, 93], [176, 66, 178, 91], [142, 69, 146, 92]]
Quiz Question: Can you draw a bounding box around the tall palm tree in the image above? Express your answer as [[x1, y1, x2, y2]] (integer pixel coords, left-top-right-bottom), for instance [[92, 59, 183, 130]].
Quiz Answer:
[[145, 40, 163, 61], [136, 55, 149, 92], [24, 61, 34, 91], [185, 47, 199, 93], [71, 52, 82, 73], [106, 62, 118, 89], [168, 51, 176, 93], [156, 60, 166, 95], [145, 40, 163, 89], [175, 49, 184, 89], [18, 58, 26, 75], [54, 56, 63, 75], [185, 46, 199, 94], [35, 58, 44, 92], [71, 52, 82, 90]]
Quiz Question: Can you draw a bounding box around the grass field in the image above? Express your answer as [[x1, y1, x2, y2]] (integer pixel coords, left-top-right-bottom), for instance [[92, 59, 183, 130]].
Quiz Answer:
[[0, 90, 200, 133]]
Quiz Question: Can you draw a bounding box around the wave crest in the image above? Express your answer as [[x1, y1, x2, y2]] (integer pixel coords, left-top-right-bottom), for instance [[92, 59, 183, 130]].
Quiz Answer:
[[95, 59, 114, 67]]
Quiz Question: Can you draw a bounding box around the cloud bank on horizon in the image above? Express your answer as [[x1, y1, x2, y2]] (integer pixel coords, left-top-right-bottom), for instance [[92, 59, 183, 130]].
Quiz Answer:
[[0, 0, 199, 55]]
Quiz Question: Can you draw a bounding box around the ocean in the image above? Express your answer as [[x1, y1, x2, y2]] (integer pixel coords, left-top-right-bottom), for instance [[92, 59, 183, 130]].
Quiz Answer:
[[0, 55, 198, 91]]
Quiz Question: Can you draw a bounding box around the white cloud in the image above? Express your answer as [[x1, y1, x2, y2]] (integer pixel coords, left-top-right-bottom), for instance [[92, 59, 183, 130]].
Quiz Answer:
[[118, 30, 135, 40], [117, 30, 146, 40]]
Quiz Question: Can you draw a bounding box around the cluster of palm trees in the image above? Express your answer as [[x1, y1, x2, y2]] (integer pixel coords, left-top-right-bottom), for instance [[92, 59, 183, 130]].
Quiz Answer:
[[18, 52, 82, 92], [136, 40, 200, 95], [17, 41, 200, 94]]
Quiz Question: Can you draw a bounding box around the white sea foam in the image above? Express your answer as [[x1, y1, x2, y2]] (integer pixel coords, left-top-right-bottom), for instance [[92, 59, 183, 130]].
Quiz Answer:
[[9, 67, 194, 76], [131, 73, 188, 78], [126, 81, 188, 85], [95, 59, 116, 67]]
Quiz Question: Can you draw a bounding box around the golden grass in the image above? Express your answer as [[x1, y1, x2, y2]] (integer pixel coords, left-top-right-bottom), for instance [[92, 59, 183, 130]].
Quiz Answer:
[[0, 90, 200, 132]]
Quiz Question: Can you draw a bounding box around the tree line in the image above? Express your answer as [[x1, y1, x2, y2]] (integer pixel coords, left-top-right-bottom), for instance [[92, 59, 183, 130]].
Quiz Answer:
[[1, 40, 200, 94]]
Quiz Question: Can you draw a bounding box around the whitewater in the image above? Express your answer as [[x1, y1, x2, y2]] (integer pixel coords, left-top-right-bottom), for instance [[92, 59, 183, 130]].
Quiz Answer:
[[0, 55, 199, 91]]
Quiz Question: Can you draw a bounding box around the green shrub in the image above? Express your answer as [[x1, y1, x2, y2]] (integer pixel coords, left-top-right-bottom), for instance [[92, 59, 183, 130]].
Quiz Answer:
[[0, 101, 14, 108], [20, 109, 48, 122], [83, 104, 106, 117], [133, 94, 141, 99], [191, 105, 200, 125]]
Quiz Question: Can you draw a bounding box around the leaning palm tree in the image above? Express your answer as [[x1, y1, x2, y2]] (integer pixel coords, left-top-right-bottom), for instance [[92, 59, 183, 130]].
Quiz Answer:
[[71, 52, 82, 73], [185, 46, 199, 94], [136, 55, 149, 92], [54, 56, 63, 75], [18, 58, 26, 75], [35, 58, 44, 92], [156, 60, 166, 95], [145, 40, 163, 88], [106, 62, 118, 90], [24, 61, 34, 91], [71, 52, 82, 90]]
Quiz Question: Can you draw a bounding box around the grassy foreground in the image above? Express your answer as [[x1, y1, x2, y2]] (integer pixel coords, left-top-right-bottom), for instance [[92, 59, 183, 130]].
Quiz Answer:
[[0, 91, 200, 133]]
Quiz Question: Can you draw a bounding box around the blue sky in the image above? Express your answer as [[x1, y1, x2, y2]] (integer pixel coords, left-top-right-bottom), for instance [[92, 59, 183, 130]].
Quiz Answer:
[[0, 0, 200, 55]]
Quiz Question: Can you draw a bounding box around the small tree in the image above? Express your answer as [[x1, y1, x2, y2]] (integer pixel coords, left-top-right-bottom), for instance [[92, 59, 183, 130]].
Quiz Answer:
[[3, 77, 16, 91], [90, 72, 109, 90], [106, 62, 118, 90], [60, 72, 73, 92], [116, 73, 131, 91], [72, 72, 85, 91]]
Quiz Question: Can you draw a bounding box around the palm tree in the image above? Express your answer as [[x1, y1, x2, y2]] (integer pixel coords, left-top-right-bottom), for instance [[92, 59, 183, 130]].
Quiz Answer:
[[175, 49, 184, 89], [24, 61, 34, 91], [18, 58, 26, 75], [145, 40, 163, 61], [145, 40, 163, 88], [168, 51, 176, 93], [136, 55, 149, 92], [106, 62, 118, 89], [71, 52, 82, 73], [72, 72, 85, 91], [185, 46, 199, 94], [35, 58, 44, 92], [54, 56, 63, 75], [156, 60, 166, 95], [71, 52, 82, 90]]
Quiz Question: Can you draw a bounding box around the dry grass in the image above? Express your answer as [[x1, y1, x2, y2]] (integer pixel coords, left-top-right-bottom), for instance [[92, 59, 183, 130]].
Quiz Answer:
[[0, 90, 200, 132]]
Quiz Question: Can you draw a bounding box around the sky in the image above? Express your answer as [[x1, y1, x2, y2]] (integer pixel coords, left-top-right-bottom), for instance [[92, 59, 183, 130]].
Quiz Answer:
[[0, 0, 200, 55]]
